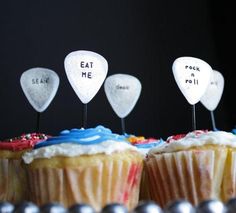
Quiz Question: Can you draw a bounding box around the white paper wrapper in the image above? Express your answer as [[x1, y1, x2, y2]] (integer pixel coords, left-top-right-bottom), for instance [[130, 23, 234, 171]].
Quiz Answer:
[[0, 158, 28, 203], [139, 163, 151, 201], [145, 148, 228, 207], [26, 155, 143, 211], [222, 149, 236, 201]]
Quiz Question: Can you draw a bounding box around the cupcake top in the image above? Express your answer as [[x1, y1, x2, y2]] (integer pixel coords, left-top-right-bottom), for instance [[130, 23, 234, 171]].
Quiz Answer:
[[148, 130, 236, 154], [127, 135, 165, 156], [0, 133, 48, 151], [23, 125, 138, 164]]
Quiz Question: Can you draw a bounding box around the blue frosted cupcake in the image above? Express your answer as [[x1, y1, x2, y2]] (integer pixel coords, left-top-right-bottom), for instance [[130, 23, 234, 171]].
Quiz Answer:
[[22, 126, 143, 211]]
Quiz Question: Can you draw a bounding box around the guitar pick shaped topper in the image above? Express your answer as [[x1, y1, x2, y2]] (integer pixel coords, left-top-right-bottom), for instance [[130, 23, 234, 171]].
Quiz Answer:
[[200, 70, 224, 111], [20, 67, 60, 112], [64, 50, 108, 104], [172, 57, 213, 105], [104, 74, 142, 118]]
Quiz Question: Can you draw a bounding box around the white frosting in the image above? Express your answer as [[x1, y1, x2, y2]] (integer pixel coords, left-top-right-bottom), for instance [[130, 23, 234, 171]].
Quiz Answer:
[[148, 130, 236, 155], [22, 140, 138, 164]]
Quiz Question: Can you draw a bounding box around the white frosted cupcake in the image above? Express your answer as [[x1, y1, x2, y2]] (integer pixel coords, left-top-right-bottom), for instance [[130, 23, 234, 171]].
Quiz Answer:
[[22, 126, 143, 211], [145, 130, 236, 207]]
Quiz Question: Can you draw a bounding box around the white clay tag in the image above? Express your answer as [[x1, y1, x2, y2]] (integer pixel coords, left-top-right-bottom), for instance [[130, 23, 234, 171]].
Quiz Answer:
[[64, 50, 108, 104], [172, 56, 213, 105], [104, 74, 142, 118], [200, 70, 224, 111], [20, 67, 60, 112]]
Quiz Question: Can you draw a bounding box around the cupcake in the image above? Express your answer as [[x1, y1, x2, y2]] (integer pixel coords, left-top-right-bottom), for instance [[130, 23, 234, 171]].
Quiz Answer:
[[22, 125, 143, 211], [0, 133, 48, 203], [145, 130, 236, 207], [127, 135, 164, 201]]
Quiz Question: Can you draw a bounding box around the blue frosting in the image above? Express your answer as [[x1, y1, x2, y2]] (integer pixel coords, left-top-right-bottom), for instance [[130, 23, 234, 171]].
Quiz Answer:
[[35, 125, 128, 149], [232, 128, 236, 134]]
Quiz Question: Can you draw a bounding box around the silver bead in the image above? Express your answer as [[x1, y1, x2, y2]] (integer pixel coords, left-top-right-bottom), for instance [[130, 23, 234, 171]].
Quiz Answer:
[[0, 202, 14, 213], [196, 199, 226, 213], [101, 203, 128, 213], [40, 202, 67, 213], [13, 202, 39, 213], [133, 201, 163, 213], [68, 204, 95, 213], [164, 200, 195, 213]]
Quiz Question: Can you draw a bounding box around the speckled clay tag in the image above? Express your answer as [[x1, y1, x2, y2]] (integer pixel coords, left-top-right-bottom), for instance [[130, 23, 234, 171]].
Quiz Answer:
[[104, 74, 142, 118], [172, 56, 213, 105], [64, 50, 108, 104], [20, 67, 60, 112], [200, 70, 224, 111]]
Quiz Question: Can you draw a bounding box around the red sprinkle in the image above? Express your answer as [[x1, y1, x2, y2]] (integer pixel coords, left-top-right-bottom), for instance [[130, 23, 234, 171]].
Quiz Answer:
[[132, 138, 157, 145], [167, 134, 186, 143], [193, 130, 209, 136], [167, 129, 209, 143], [0, 133, 49, 151]]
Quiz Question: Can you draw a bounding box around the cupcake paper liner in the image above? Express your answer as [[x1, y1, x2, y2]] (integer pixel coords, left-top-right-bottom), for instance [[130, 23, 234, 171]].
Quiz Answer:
[[222, 149, 236, 201], [145, 148, 228, 207], [26, 153, 143, 211], [139, 163, 151, 201], [0, 158, 28, 203]]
